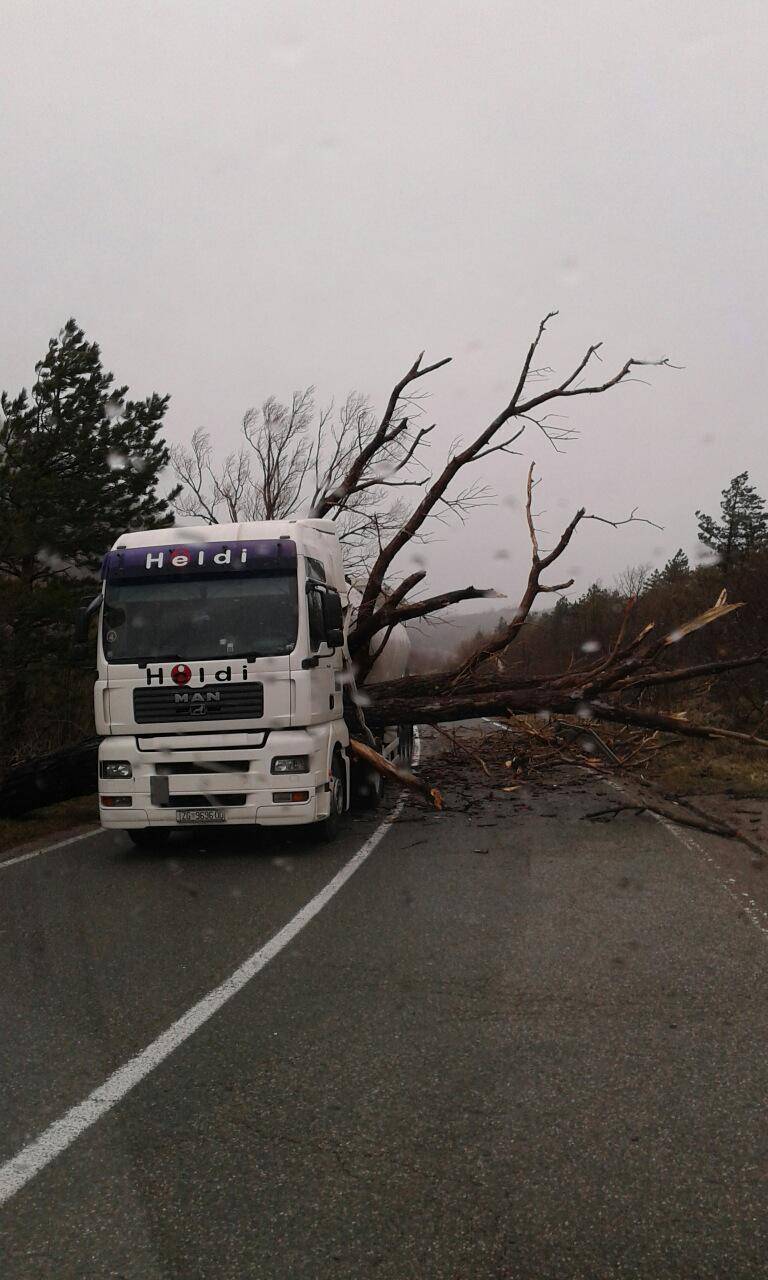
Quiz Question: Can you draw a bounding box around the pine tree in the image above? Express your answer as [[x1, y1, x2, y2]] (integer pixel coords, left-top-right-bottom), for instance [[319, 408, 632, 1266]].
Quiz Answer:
[[696, 473, 768, 571], [0, 318, 178, 584], [0, 319, 179, 764], [648, 548, 690, 587]]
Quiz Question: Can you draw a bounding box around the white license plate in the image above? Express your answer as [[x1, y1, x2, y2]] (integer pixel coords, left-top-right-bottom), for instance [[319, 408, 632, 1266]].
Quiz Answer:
[[175, 808, 226, 824]]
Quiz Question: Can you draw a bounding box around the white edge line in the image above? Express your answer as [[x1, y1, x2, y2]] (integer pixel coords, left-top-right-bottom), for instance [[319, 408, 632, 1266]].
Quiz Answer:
[[604, 776, 768, 942], [480, 732, 768, 942], [0, 827, 102, 872], [0, 731, 420, 1207]]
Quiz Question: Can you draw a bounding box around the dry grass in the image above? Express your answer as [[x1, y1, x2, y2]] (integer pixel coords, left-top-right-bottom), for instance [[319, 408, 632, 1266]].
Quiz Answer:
[[0, 793, 99, 859], [642, 739, 768, 797]]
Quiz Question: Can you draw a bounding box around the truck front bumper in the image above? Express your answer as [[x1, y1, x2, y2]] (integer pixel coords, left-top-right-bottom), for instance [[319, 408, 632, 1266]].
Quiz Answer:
[[98, 728, 343, 829]]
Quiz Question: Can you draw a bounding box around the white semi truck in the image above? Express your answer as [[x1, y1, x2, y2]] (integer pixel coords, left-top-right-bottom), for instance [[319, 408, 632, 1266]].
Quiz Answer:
[[84, 519, 410, 848]]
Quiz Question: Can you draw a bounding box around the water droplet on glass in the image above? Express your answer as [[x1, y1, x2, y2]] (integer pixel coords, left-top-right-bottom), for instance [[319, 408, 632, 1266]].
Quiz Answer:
[[581, 639, 601, 653], [271, 856, 295, 872], [695, 547, 721, 565], [558, 255, 582, 287]]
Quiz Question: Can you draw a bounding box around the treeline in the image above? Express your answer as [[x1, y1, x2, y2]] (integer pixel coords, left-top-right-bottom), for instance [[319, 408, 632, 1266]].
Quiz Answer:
[[459, 474, 768, 730]]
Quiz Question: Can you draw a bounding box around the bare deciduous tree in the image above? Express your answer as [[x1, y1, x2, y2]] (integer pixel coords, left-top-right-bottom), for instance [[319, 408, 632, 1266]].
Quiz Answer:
[[311, 313, 677, 670], [170, 389, 427, 575], [615, 563, 653, 599]]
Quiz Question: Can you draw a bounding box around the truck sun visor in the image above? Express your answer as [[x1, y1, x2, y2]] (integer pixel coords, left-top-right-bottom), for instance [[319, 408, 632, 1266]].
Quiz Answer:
[[101, 539, 297, 581]]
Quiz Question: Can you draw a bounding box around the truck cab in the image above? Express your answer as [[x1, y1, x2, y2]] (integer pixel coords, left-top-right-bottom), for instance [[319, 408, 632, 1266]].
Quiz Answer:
[[94, 519, 356, 844]]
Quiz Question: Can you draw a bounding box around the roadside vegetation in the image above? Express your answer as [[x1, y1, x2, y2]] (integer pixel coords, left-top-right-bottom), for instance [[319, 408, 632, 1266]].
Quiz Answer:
[[0, 794, 98, 858]]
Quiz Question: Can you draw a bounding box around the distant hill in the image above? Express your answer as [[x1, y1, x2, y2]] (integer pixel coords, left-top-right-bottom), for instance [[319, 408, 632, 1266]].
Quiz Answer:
[[406, 605, 508, 673]]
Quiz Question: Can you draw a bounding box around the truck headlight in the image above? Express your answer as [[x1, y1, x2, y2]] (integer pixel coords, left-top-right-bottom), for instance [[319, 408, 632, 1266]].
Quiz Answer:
[[100, 760, 133, 779], [271, 755, 309, 774]]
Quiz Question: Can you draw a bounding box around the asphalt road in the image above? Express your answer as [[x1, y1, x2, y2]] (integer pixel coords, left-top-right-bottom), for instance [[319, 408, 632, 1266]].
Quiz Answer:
[[2, 749, 768, 1279]]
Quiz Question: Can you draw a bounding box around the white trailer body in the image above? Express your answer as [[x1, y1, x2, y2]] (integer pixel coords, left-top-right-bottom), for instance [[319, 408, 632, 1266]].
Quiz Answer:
[[94, 519, 407, 838]]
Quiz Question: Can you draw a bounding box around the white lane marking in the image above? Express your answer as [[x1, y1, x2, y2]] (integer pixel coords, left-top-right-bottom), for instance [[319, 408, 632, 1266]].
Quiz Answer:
[[480, 728, 768, 941], [0, 731, 419, 1207], [481, 722, 768, 945], [604, 777, 768, 943], [0, 828, 101, 872], [651, 812, 768, 940]]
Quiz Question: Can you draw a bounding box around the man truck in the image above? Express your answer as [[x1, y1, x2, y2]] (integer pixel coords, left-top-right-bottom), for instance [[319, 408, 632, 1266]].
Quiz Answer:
[[84, 519, 410, 848]]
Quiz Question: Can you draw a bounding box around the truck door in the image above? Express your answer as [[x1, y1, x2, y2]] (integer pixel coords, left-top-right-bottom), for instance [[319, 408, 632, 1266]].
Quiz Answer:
[[305, 562, 344, 726]]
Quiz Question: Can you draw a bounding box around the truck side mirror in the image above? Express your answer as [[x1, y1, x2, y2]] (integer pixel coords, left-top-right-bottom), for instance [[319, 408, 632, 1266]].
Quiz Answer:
[[74, 594, 102, 644], [321, 589, 344, 649]]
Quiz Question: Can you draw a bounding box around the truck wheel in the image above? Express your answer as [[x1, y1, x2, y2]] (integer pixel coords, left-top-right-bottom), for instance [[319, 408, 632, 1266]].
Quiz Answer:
[[315, 752, 347, 843], [127, 829, 171, 851]]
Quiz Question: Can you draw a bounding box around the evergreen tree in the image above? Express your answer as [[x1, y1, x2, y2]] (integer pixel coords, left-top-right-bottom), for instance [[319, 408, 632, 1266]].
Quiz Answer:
[[696, 473, 768, 571], [648, 548, 690, 587], [0, 319, 179, 764], [0, 318, 178, 584]]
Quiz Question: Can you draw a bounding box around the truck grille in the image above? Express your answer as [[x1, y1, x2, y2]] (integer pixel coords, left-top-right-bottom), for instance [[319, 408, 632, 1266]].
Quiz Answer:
[[133, 684, 264, 724]]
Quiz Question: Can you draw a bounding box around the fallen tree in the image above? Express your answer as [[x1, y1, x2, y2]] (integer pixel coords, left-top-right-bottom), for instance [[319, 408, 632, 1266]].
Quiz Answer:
[[353, 467, 767, 763]]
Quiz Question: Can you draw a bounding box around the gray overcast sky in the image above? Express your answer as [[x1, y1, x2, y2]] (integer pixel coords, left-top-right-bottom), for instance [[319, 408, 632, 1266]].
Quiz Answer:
[[2, 0, 766, 606]]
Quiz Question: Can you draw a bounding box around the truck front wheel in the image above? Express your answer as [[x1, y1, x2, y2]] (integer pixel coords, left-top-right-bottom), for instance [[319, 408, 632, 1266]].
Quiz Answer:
[[314, 751, 347, 844]]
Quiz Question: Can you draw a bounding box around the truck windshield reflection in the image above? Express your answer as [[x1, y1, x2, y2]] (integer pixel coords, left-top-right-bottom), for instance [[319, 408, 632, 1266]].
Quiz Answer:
[[102, 574, 298, 662]]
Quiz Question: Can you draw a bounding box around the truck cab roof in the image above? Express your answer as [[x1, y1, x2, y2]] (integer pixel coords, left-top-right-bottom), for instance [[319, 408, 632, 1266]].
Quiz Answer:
[[110, 520, 346, 593]]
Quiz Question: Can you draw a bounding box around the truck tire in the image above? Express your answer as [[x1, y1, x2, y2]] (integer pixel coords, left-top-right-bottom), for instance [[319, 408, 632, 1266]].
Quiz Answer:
[[127, 829, 171, 851], [314, 751, 347, 843]]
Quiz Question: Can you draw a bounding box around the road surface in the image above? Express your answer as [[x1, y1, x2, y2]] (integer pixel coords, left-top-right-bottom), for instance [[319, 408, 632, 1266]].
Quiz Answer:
[[2, 747, 768, 1278]]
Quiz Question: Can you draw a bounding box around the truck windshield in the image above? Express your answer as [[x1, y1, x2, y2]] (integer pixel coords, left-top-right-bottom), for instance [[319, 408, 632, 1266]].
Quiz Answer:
[[102, 574, 298, 663]]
